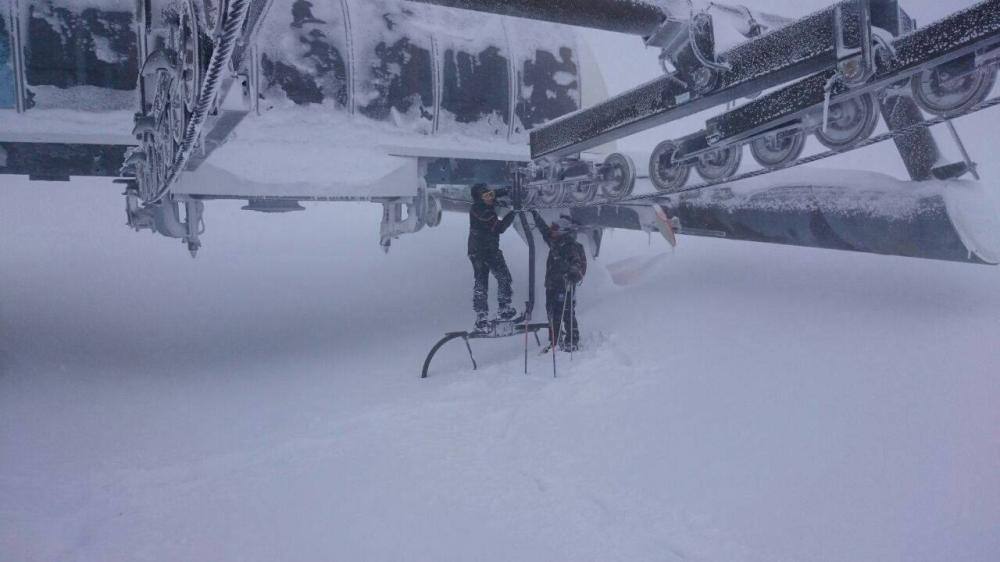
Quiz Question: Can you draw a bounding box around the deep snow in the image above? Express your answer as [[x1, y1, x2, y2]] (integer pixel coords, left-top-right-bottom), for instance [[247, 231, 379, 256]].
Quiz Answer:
[[2, 172, 998, 561]]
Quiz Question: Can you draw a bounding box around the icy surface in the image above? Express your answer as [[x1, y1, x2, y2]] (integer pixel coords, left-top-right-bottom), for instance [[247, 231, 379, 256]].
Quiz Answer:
[[201, 104, 528, 193]]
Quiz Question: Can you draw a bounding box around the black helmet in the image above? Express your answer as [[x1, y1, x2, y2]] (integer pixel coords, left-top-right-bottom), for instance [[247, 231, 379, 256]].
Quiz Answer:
[[470, 183, 491, 202]]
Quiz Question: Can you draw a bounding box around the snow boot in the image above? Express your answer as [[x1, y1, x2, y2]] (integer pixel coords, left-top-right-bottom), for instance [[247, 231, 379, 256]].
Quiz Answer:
[[474, 312, 490, 331], [558, 341, 579, 353], [498, 304, 517, 321]]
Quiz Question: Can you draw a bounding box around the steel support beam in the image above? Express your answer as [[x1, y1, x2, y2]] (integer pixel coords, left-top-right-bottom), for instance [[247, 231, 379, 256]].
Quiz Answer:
[[404, 0, 666, 36], [529, 0, 862, 159], [705, 0, 1000, 147]]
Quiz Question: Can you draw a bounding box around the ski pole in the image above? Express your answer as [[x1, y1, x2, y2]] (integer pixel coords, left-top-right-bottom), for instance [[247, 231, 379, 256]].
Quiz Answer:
[[524, 302, 529, 375], [567, 283, 577, 362], [550, 317, 557, 378], [557, 282, 571, 375], [524, 320, 528, 374]]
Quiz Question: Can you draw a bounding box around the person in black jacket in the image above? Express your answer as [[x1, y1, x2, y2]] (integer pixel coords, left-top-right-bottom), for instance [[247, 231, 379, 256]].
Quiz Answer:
[[531, 211, 587, 351], [469, 183, 517, 328]]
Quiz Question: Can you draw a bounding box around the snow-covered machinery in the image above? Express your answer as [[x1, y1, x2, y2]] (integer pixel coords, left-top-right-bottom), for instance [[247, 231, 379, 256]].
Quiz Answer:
[[124, 0, 606, 252], [414, 0, 1000, 190], [1, 0, 601, 246], [409, 0, 1000, 265], [1, 0, 998, 264]]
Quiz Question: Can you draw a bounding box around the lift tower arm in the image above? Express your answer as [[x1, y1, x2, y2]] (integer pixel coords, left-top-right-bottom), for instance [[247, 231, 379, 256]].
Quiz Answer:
[[403, 0, 668, 36]]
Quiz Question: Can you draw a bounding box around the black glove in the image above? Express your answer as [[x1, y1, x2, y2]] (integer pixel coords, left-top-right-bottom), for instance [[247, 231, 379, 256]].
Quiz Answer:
[[498, 211, 516, 233]]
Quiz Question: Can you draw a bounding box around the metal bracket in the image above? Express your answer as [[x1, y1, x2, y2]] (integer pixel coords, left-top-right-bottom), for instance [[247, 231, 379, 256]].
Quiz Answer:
[[377, 190, 432, 251], [124, 193, 205, 257], [944, 119, 980, 180], [645, 17, 690, 53], [834, 0, 876, 86], [689, 13, 732, 73], [821, 73, 842, 133], [647, 11, 730, 74]]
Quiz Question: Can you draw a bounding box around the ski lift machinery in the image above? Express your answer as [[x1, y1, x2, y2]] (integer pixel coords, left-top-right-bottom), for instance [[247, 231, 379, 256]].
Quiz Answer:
[[409, 0, 1000, 189], [4, 0, 996, 261], [415, 0, 1000, 376]]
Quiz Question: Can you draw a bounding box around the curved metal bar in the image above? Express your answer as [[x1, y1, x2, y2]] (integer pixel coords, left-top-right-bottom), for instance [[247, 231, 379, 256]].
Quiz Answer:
[[421, 323, 549, 378], [688, 14, 732, 73], [421, 332, 469, 378]]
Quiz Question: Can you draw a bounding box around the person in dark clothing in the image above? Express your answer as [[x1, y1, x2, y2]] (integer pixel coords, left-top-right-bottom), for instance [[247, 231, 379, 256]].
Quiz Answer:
[[469, 183, 517, 328], [531, 211, 587, 351]]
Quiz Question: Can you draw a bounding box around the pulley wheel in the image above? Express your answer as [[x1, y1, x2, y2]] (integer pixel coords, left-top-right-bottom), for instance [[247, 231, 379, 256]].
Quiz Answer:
[[169, 78, 186, 145], [135, 151, 153, 202], [561, 180, 598, 205], [691, 67, 718, 95], [911, 63, 997, 117], [599, 153, 636, 200], [695, 145, 742, 181], [144, 142, 162, 201], [520, 185, 537, 207], [649, 140, 690, 192], [815, 93, 879, 150], [749, 130, 806, 168], [536, 182, 562, 207], [155, 117, 174, 188]]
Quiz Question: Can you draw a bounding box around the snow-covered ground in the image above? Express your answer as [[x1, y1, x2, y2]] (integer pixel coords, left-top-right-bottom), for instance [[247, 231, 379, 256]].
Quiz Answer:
[[2, 171, 998, 561], [3, 0, 999, 560]]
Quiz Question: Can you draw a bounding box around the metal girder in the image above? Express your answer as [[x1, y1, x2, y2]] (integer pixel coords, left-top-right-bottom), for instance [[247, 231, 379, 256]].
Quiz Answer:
[[403, 0, 666, 36], [529, 0, 865, 159], [704, 0, 1000, 148]]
